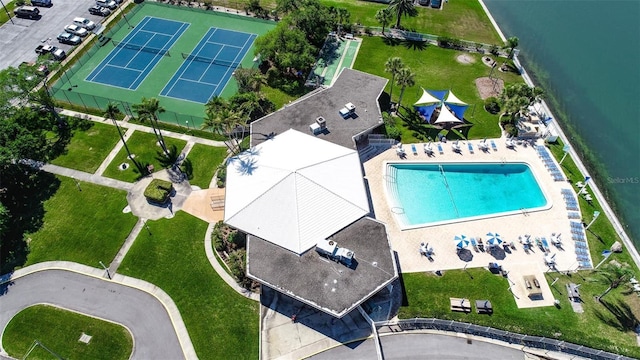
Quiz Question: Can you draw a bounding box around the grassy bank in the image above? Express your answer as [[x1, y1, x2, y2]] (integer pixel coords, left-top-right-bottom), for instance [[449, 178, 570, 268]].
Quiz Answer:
[[354, 36, 521, 140], [24, 176, 137, 267], [49, 122, 120, 173], [118, 212, 259, 360], [400, 269, 640, 358], [3, 304, 133, 360]]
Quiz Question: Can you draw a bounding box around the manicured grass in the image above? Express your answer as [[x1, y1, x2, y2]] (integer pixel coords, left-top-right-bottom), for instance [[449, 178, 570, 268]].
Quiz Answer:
[[24, 176, 137, 267], [118, 212, 259, 360], [354, 36, 521, 140], [49, 122, 120, 173], [3, 304, 132, 360], [0, 1, 16, 26], [321, 0, 501, 45], [262, 85, 303, 110], [101, 131, 187, 183], [184, 144, 227, 189], [400, 269, 640, 358]]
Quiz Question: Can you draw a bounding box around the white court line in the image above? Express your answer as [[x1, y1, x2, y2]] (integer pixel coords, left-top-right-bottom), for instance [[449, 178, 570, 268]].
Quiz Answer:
[[213, 33, 256, 94], [85, 16, 152, 82], [160, 27, 219, 97], [174, 77, 220, 87], [127, 20, 190, 90]]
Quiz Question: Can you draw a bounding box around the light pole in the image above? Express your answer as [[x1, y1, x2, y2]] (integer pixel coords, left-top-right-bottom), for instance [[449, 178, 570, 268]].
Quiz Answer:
[[0, 0, 14, 25], [144, 220, 152, 235], [185, 120, 189, 131], [71, 176, 81, 191], [99, 261, 111, 280]]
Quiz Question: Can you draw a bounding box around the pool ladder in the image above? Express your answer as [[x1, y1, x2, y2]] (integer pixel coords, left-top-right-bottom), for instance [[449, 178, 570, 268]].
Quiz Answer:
[[520, 208, 529, 216], [439, 165, 460, 218]]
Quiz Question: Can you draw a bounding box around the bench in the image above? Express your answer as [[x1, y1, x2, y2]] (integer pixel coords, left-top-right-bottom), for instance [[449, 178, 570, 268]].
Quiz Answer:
[[450, 297, 471, 312], [475, 300, 493, 314]]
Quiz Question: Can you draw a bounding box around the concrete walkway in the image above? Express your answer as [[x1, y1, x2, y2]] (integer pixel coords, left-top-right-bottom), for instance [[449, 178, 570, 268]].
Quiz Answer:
[[109, 218, 145, 275], [40, 163, 133, 192], [95, 127, 135, 177]]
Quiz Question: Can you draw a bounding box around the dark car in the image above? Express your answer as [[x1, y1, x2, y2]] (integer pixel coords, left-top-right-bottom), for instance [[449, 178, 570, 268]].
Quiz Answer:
[[31, 0, 53, 7], [31, 0, 53, 6], [57, 32, 82, 45], [88, 5, 111, 16], [14, 6, 40, 19], [430, 0, 441, 8]]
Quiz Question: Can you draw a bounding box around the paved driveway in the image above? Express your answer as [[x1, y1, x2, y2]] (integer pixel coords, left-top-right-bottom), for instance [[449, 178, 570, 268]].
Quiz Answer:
[[0, 0, 108, 69], [309, 333, 524, 360], [0, 269, 184, 359]]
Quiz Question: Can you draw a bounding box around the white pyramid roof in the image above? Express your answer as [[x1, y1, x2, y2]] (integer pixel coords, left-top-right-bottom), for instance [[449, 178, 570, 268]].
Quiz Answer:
[[414, 88, 441, 105], [444, 90, 468, 106], [224, 129, 370, 254], [434, 104, 464, 124]]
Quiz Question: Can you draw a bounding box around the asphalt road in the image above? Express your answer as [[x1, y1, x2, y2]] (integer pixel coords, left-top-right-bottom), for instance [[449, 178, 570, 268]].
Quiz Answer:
[[309, 333, 525, 360], [0, 269, 184, 359], [0, 0, 110, 69]]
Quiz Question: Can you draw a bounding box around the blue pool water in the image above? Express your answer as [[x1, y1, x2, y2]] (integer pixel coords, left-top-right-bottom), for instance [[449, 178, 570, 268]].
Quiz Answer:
[[386, 162, 549, 228]]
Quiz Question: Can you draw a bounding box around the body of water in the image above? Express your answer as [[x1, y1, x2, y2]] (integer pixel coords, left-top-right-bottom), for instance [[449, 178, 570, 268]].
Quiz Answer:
[[483, 0, 640, 249]]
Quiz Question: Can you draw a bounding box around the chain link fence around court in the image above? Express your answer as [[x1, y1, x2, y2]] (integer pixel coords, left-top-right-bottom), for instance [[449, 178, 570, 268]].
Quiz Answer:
[[48, 4, 205, 128], [375, 318, 633, 360], [48, 2, 271, 128]]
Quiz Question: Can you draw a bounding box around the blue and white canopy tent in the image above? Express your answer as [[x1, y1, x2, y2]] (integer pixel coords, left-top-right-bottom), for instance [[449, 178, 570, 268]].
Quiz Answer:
[[413, 88, 441, 122], [444, 90, 469, 120], [434, 103, 463, 125]]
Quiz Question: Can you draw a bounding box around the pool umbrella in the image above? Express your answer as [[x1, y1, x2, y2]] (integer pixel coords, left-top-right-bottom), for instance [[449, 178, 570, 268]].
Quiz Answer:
[[486, 232, 503, 247], [454, 235, 470, 249]]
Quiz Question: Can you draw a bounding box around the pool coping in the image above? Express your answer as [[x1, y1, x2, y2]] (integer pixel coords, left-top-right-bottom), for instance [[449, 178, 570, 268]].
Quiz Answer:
[[382, 159, 553, 231]]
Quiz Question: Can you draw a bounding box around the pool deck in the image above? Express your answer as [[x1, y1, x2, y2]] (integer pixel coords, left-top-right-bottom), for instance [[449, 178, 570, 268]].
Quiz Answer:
[[363, 137, 588, 308]]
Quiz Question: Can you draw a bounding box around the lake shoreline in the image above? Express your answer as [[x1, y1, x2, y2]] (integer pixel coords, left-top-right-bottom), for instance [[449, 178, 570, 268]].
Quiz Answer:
[[477, 0, 640, 267]]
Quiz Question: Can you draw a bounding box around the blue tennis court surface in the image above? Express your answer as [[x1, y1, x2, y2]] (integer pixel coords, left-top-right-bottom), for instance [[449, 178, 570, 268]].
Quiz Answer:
[[160, 28, 257, 104], [86, 17, 189, 90]]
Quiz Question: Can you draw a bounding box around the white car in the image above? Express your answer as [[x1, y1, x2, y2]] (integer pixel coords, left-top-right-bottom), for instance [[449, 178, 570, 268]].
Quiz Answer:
[[73, 17, 96, 30], [95, 0, 117, 10], [65, 24, 88, 37]]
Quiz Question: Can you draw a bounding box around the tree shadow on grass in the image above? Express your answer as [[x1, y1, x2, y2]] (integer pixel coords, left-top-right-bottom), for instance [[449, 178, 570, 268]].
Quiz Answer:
[[397, 107, 442, 140], [403, 39, 428, 51], [1, 166, 60, 274], [594, 298, 639, 332]]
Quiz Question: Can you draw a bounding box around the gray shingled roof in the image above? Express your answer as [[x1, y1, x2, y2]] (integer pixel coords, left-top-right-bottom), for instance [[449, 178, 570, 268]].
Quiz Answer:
[[250, 68, 388, 149], [246, 217, 398, 318]]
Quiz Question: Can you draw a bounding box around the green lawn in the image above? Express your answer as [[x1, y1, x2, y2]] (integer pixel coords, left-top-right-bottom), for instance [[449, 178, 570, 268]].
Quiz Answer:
[[400, 269, 640, 358], [184, 144, 227, 189], [118, 212, 259, 360], [49, 122, 120, 173], [0, 1, 17, 26], [24, 176, 137, 267], [3, 304, 132, 360], [321, 0, 501, 45], [101, 131, 187, 183], [354, 36, 521, 140]]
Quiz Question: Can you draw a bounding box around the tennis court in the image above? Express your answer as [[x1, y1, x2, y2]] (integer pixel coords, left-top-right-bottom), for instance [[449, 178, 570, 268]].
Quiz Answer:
[[51, 2, 275, 126], [160, 28, 257, 103], [86, 16, 189, 90]]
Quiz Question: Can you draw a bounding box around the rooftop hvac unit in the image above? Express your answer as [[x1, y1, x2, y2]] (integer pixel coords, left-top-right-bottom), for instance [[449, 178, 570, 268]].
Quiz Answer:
[[316, 116, 326, 129], [316, 239, 337, 257], [335, 247, 354, 266]]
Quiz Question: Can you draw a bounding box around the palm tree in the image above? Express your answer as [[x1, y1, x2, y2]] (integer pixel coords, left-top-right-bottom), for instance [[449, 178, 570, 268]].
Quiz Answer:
[[132, 97, 168, 154], [388, 0, 414, 29], [384, 57, 404, 106], [395, 67, 415, 110], [104, 103, 134, 162], [206, 95, 228, 115], [335, 8, 350, 34], [504, 36, 519, 59], [590, 262, 635, 302], [375, 8, 393, 35]]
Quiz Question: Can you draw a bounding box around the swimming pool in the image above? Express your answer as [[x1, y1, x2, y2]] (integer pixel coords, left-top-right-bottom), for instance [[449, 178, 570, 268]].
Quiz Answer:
[[384, 162, 551, 229]]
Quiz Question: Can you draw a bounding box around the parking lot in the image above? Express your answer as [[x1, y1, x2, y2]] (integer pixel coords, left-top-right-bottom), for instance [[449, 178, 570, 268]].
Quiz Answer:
[[0, 0, 112, 69]]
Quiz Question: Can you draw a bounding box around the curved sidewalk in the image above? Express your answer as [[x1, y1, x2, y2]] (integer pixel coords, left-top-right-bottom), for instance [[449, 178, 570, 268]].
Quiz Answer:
[[0, 262, 196, 359]]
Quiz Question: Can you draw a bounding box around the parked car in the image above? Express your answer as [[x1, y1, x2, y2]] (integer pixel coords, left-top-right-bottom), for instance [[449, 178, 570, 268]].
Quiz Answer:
[[35, 45, 66, 61], [88, 5, 111, 16], [95, 0, 117, 10], [30, 0, 53, 7], [14, 6, 40, 19], [57, 32, 82, 45], [73, 17, 96, 30], [430, 0, 441, 8], [65, 24, 88, 37]]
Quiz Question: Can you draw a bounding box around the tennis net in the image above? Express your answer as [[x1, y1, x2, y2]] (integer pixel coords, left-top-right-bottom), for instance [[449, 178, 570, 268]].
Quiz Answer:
[[112, 40, 171, 57], [181, 52, 240, 68]]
